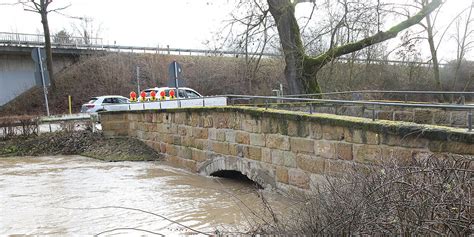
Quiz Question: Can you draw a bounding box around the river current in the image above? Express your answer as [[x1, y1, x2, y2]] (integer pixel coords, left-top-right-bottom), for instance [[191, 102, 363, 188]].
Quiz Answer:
[[0, 156, 288, 235]]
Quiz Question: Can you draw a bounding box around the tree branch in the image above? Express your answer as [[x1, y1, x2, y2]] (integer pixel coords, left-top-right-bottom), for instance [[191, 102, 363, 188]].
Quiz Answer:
[[307, 0, 442, 67]]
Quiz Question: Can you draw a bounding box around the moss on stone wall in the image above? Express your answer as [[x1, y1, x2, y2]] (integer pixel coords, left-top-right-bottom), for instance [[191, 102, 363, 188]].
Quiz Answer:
[[102, 106, 474, 144]]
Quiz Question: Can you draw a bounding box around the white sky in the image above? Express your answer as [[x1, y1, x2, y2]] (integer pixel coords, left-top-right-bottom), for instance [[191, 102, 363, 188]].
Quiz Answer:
[[0, 0, 473, 61]]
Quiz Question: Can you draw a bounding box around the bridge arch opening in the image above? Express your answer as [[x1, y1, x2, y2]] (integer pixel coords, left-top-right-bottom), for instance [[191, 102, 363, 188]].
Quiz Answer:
[[210, 170, 263, 189]]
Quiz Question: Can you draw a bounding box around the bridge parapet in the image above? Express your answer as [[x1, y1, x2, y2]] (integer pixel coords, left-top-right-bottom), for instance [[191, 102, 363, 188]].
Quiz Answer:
[[101, 107, 474, 192]]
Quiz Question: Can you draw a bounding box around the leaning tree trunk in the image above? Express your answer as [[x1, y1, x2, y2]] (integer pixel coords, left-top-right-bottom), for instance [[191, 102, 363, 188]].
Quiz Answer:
[[268, 0, 322, 95], [40, 0, 55, 90]]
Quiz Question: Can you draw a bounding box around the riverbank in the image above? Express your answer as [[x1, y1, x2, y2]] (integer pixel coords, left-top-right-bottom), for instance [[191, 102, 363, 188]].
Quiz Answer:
[[0, 131, 160, 161]]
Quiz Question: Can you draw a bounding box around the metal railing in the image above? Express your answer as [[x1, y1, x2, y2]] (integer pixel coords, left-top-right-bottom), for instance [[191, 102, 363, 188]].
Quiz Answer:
[[0, 32, 279, 57], [285, 90, 474, 104], [224, 94, 474, 132], [0, 32, 103, 47]]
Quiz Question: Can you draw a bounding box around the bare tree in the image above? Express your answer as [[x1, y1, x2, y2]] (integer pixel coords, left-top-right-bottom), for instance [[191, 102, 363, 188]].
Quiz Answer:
[[452, 4, 474, 91], [266, 0, 442, 94], [19, 0, 70, 90], [70, 16, 102, 45]]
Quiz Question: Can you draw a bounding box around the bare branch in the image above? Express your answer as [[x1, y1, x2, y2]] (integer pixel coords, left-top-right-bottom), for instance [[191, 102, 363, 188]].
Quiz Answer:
[[307, 0, 442, 67]]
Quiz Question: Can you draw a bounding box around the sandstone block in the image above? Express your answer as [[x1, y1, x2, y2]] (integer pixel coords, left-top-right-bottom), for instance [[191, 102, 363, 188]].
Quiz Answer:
[[354, 144, 382, 164], [266, 134, 290, 150], [208, 128, 217, 140], [315, 140, 336, 159], [296, 154, 325, 174], [177, 146, 192, 160], [276, 166, 289, 184], [288, 169, 310, 189], [288, 120, 309, 137], [290, 137, 315, 154], [203, 116, 213, 128], [325, 160, 349, 176], [261, 117, 279, 134], [225, 130, 236, 143], [212, 141, 230, 155], [191, 148, 207, 162], [261, 148, 272, 163], [229, 144, 246, 158], [271, 150, 297, 168], [174, 112, 187, 124], [216, 130, 226, 142], [250, 133, 265, 147], [322, 125, 344, 140], [235, 131, 250, 144], [242, 118, 260, 133], [194, 139, 209, 150], [193, 127, 208, 139], [309, 123, 323, 139], [187, 113, 200, 127], [215, 112, 230, 128], [181, 136, 193, 147], [247, 146, 262, 161], [151, 113, 162, 123], [336, 143, 353, 160], [166, 144, 178, 156], [172, 135, 181, 145]]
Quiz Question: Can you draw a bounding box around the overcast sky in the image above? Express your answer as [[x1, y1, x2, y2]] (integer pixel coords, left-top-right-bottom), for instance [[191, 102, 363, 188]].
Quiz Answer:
[[0, 0, 473, 61]]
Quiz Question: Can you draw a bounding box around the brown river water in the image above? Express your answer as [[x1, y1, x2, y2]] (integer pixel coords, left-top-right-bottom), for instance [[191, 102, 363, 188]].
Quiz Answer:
[[0, 156, 289, 236]]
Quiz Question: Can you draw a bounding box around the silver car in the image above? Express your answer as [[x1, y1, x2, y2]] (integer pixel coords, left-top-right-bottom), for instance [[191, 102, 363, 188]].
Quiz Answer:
[[80, 95, 129, 113]]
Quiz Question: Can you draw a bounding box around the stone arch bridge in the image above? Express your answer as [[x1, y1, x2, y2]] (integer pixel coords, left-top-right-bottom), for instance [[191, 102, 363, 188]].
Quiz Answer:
[[102, 107, 474, 192]]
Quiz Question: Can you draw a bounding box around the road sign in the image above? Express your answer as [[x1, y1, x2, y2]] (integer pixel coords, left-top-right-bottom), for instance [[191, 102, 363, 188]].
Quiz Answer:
[[167, 61, 184, 88], [31, 47, 50, 87]]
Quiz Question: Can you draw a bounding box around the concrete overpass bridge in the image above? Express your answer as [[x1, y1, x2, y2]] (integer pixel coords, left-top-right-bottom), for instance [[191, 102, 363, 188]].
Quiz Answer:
[[100, 103, 474, 193], [0, 31, 277, 106]]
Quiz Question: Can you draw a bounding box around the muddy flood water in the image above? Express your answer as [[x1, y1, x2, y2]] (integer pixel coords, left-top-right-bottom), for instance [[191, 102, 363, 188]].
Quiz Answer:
[[0, 156, 289, 235]]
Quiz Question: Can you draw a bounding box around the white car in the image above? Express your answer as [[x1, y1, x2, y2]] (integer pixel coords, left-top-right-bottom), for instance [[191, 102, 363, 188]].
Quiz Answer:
[[80, 95, 130, 113], [142, 87, 202, 101]]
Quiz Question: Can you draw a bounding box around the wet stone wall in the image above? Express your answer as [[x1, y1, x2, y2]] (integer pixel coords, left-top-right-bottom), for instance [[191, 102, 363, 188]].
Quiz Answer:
[[101, 107, 474, 193]]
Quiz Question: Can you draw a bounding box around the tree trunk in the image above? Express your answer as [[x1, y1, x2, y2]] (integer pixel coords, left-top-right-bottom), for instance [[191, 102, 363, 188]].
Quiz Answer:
[[425, 12, 445, 102], [268, 0, 320, 95], [40, 0, 55, 90]]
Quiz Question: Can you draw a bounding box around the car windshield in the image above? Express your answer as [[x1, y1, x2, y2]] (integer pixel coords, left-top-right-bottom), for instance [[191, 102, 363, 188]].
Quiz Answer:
[[87, 98, 98, 104]]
